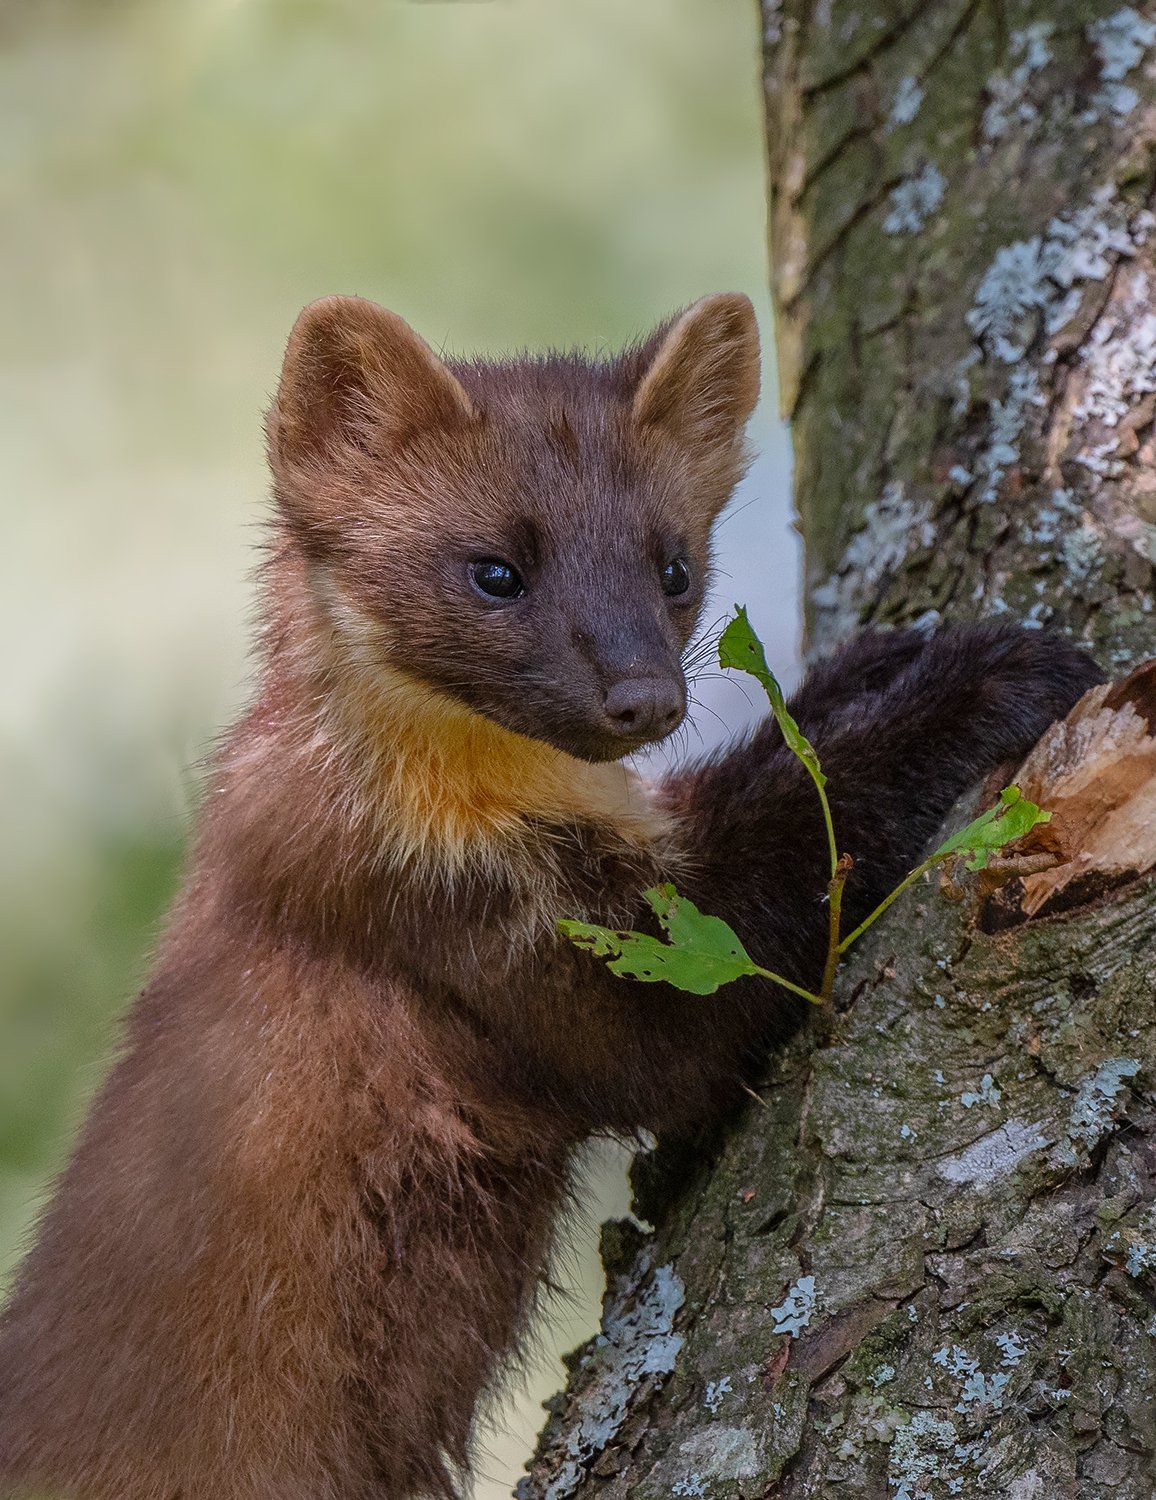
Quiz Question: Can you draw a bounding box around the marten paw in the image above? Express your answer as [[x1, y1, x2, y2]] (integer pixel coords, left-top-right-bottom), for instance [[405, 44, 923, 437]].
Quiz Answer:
[[789, 628, 930, 731], [901, 624, 1104, 762]]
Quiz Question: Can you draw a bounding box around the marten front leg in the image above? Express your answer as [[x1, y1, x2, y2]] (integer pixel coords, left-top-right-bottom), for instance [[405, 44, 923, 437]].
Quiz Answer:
[[665, 624, 1102, 1004], [540, 626, 1100, 1136], [783, 627, 929, 733]]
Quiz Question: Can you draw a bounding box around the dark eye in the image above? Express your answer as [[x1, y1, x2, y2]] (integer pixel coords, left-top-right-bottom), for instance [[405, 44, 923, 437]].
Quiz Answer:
[[660, 557, 691, 598], [469, 558, 525, 601]]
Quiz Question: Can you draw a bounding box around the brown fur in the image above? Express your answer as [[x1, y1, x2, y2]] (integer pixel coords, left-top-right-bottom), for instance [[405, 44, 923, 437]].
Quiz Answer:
[[0, 295, 1101, 1499]]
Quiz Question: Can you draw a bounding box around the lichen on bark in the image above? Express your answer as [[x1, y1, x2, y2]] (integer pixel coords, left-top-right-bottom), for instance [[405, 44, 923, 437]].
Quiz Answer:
[[519, 4, 1156, 1496]]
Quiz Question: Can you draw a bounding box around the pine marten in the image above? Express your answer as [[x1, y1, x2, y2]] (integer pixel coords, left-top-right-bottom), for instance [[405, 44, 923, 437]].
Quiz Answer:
[[0, 293, 1100, 1499]]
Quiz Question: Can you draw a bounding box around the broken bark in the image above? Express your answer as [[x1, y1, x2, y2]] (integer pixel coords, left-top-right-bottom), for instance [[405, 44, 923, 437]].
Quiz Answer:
[[519, 4, 1156, 1497], [1009, 661, 1156, 915]]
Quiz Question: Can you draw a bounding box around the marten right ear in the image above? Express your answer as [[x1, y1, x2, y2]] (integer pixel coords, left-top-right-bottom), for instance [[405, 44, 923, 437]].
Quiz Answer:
[[267, 296, 474, 512], [630, 293, 760, 454]]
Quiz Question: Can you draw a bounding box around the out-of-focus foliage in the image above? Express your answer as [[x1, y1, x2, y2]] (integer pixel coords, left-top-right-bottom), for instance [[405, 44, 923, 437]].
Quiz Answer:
[[0, 1, 794, 1491]]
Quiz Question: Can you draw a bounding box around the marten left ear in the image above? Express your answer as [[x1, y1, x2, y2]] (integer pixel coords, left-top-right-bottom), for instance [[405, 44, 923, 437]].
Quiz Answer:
[[268, 296, 474, 480], [631, 293, 760, 451], [268, 296, 475, 554]]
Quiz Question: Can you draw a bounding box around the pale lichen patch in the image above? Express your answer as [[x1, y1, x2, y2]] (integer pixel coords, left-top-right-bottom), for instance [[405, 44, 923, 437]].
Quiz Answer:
[[531, 1256, 686, 1500], [982, 23, 1054, 142], [975, 366, 1044, 503], [954, 1368, 1010, 1413], [1076, 267, 1156, 425], [967, 197, 1154, 365], [1060, 520, 1104, 579], [1106, 1204, 1156, 1277], [960, 193, 1156, 508], [1085, 8, 1156, 119], [1053, 1057, 1141, 1163], [887, 76, 924, 131], [889, 1409, 964, 1498], [702, 1376, 731, 1415], [932, 1344, 979, 1379], [937, 1120, 1050, 1186], [960, 1072, 1002, 1109], [675, 1426, 762, 1485], [1091, 6, 1156, 79], [996, 1331, 1028, 1367], [770, 1274, 817, 1335], [883, 163, 945, 236], [810, 482, 933, 648]]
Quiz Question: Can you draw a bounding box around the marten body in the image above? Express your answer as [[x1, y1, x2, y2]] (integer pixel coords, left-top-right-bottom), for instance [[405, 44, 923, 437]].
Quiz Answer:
[[0, 295, 1100, 1499]]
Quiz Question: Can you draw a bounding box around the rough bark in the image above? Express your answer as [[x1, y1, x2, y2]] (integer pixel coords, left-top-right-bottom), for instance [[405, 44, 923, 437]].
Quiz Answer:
[[519, 4, 1156, 1497]]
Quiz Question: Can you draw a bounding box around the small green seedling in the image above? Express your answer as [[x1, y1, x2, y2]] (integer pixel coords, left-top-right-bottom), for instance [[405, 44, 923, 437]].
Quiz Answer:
[[559, 885, 820, 1002], [560, 607, 1051, 1013]]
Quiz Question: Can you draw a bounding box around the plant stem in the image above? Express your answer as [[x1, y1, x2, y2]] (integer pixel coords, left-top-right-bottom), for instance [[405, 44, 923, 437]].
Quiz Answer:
[[837, 852, 942, 954], [809, 769, 840, 881], [819, 853, 853, 1004], [751, 965, 825, 1007]]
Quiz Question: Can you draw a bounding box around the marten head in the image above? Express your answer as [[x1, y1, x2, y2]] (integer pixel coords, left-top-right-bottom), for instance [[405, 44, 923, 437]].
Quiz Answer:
[[267, 294, 759, 765]]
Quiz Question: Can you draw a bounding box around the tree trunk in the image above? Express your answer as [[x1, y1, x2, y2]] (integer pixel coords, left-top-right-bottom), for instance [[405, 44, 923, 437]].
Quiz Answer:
[[518, 4, 1156, 1497]]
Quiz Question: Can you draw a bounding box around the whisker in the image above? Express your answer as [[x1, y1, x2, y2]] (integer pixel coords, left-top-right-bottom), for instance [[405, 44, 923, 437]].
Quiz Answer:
[[685, 692, 734, 738], [687, 673, 759, 712], [714, 492, 761, 531]]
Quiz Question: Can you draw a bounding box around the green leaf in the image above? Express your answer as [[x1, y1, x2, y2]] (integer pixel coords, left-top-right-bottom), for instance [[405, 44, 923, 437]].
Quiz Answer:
[[931, 785, 1051, 871], [557, 883, 764, 996], [718, 606, 826, 785]]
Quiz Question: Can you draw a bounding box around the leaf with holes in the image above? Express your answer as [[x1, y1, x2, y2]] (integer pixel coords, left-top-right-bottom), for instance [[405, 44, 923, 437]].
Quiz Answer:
[[558, 884, 765, 996], [931, 785, 1051, 871], [718, 605, 825, 785]]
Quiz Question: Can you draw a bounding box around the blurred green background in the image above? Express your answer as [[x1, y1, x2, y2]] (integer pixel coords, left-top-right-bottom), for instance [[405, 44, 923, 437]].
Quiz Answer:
[[0, 0, 796, 1491]]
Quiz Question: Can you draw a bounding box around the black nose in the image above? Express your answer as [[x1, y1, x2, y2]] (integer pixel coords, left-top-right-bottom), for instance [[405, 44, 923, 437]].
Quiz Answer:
[[603, 677, 685, 741]]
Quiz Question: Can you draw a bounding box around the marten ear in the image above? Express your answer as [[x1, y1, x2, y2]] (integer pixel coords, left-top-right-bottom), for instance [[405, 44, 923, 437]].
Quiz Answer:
[[268, 296, 474, 480], [631, 293, 760, 451]]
